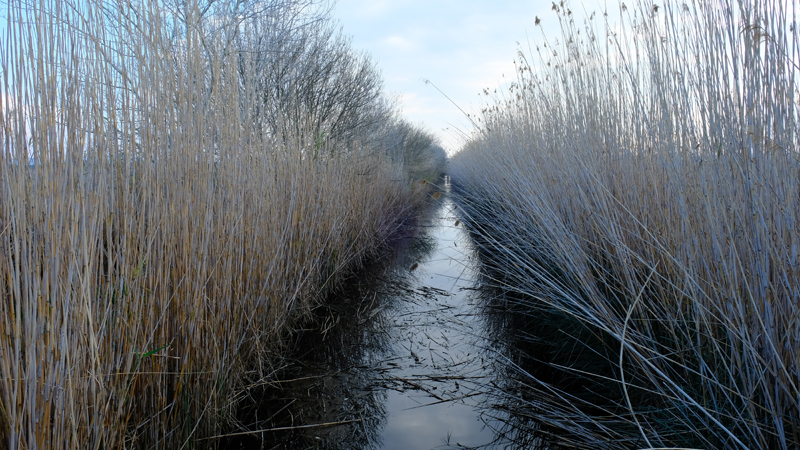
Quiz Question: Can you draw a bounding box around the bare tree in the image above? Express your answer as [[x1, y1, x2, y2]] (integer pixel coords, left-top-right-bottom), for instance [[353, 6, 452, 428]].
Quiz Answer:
[[235, 3, 390, 149]]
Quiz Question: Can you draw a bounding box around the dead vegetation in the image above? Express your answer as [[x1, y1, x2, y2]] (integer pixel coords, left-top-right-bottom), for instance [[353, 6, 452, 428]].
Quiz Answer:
[[0, 0, 444, 448], [451, 0, 800, 448]]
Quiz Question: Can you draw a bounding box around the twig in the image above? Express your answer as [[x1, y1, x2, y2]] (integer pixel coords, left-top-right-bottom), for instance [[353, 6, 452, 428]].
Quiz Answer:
[[199, 418, 364, 440]]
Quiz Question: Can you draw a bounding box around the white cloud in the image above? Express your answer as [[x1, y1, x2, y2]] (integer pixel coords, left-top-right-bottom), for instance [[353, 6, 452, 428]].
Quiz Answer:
[[462, 60, 518, 91], [338, 0, 397, 20], [383, 35, 415, 51], [333, 0, 592, 152]]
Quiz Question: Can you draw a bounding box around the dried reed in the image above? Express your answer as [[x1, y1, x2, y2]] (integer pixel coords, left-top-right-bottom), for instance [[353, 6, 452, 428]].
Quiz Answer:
[[451, 0, 799, 448], [0, 0, 441, 448]]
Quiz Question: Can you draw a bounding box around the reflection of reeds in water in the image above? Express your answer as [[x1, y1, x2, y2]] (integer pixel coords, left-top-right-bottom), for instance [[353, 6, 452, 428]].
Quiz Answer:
[[221, 210, 447, 449], [0, 1, 440, 447], [473, 258, 641, 449], [411, 234, 437, 258], [451, 0, 800, 448], [221, 279, 394, 450]]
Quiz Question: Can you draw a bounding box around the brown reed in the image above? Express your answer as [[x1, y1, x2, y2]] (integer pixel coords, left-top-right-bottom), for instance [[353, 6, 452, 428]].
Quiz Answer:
[[0, 0, 441, 448]]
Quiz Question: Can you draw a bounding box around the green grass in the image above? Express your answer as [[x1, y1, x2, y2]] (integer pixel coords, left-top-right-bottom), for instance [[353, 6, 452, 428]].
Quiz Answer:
[[450, 0, 799, 448]]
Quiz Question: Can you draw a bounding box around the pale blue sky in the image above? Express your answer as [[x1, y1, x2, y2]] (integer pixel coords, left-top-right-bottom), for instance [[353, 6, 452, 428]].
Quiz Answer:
[[0, 0, 608, 154], [333, 0, 599, 152]]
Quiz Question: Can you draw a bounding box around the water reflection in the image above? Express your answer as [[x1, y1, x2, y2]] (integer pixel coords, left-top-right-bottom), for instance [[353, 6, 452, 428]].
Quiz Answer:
[[221, 261, 395, 449], [467, 229, 636, 450], [221, 178, 547, 449]]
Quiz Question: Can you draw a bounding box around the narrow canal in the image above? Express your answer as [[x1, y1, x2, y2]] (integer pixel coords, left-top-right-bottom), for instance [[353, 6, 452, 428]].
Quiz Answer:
[[222, 177, 538, 449]]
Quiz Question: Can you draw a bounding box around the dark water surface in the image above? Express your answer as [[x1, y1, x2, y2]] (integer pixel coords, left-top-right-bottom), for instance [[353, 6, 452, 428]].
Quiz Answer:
[[221, 178, 540, 449]]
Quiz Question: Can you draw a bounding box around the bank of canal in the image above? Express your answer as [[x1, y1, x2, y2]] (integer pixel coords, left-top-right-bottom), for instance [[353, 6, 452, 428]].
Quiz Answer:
[[222, 177, 537, 449]]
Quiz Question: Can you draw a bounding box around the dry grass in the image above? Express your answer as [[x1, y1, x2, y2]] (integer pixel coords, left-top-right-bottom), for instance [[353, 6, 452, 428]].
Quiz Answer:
[[451, 0, 799, 448], [0, 0, 437, 448]]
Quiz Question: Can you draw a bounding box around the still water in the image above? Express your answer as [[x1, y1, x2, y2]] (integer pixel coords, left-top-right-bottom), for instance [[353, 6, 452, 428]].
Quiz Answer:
[[222, 177, 536, 449]]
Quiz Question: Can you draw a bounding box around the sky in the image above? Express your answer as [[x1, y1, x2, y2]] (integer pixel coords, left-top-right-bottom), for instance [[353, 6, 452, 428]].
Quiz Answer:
[[331, 0, 602, 153], [0, 0, 610, 155]]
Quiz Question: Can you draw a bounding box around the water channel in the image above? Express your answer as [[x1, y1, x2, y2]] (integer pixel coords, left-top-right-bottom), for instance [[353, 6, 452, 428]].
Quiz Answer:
[[221, 177, 541, 449]]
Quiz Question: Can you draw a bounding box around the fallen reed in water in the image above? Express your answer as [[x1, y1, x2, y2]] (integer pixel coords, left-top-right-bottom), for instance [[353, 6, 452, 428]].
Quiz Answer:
[[0, 0, 442, 448], [451, 0, 799, 448]]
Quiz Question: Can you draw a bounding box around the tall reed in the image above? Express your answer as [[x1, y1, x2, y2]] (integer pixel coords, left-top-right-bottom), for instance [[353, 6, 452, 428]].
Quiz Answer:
[[0, 0, 438, 448], [451, 0, 799, 448]]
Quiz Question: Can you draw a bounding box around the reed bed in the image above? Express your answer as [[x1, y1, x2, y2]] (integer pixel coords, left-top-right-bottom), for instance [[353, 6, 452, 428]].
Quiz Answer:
[[0, 0, 442, 448], [451, 0, 799, 448]]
